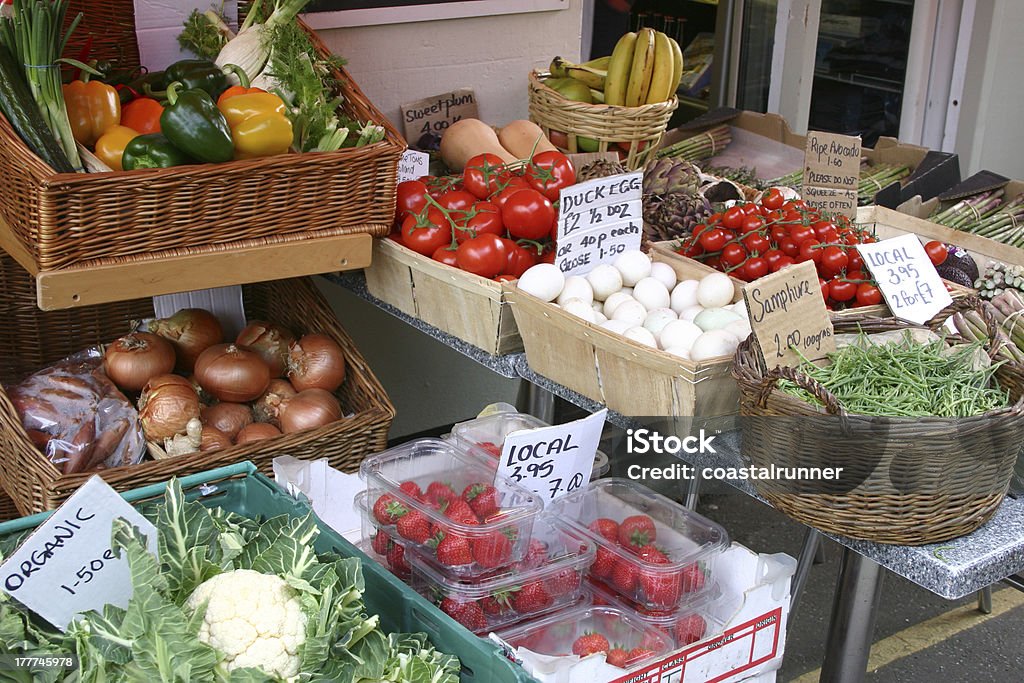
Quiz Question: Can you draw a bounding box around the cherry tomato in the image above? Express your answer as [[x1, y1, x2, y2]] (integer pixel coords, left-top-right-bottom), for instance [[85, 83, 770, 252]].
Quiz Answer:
[[680, 241, 704, 259], [769, 224, 789, 245], [742, 233, 771, 255], [772, 255, 796, 272], [704, 255, 722, 269], [401, 207, 453, 255], [501, 188, 556, 240], [456, 201, 504, 243], [855, 283, 882, 306], [741, 202, 760, 216], [829, 279, 857, 302], [540, 243, 557, 264], [742, 214, 765, 235], [797, 238, 822, 265], [438, 189, 477, 213], [763, 248, 784, 271], [813, 220, 838, 244], [925, 240, 948, 266], [524, 150, 576, 202], [505, 244, 539, 278], [761, 188, 785, 211], [789, 224, 814, 244], [847, 250, 864, 272], [819, 278, 830, 301], [463, 153, 511, 199], [396, 180, 429, 222], [743, 256, 769, 281], [722, 206, 746, 231], [699, 228, 729, 253], [846, 270, 865, 282], [819, 246, 849, 275], [456, 233, 508, 277], [431, 245, 459, 267], [721, 243, 748, 267], [707, 212, 723, 226], [779, 237, 800, 258]]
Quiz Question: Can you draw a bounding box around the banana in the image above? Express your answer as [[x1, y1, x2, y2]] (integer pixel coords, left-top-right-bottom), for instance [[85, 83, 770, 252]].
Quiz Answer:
[[646, 31, 675, 104], [583, 55, 611, 70], [625, 28, 656, 107], [590, 88, 606, 104], [549, 56, 568, 78], [604, 31, 637, 106], [566, 65, 607, 90], [668, 36, 684, 91]]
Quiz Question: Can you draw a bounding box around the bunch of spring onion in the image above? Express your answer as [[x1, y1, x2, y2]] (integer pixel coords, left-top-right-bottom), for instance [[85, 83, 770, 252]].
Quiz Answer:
[[656, 124, 732, 162]]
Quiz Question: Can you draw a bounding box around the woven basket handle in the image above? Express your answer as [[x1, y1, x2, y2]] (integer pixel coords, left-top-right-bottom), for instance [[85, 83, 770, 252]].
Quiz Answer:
[[925, 295, 1008, 361], [754, 365, 846, 416]]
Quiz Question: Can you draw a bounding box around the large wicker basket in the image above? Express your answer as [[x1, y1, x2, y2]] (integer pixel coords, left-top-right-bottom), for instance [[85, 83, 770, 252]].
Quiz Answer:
[[527, 70, 677, 170], [0, 2, 404, 273], [731, 297, 1024, 545], [0, 254, 395, 515]]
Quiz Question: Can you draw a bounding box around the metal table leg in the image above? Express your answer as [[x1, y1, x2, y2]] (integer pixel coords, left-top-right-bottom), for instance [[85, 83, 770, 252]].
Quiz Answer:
[[977, 586, 993, 614], [683, 468, 702, 510], [787, 528, 822, 634], [820, 547, 885, 683], [524, 382, 556, 424]]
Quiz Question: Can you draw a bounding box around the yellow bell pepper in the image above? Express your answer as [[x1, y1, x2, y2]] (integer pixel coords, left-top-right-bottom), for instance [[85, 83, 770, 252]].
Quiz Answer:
[[217, 92, 292, 159], [62, 79, 121, 147], [94, 125, 139, 171]]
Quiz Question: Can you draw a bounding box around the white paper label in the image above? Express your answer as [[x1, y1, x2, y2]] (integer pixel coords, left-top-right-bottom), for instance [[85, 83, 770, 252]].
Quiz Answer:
[[495, 410, 607, 507], [0, 477, 158, 631], [556, 173, 643, 277], [397, 149, 430, 184], [857, 234, 952, 324]]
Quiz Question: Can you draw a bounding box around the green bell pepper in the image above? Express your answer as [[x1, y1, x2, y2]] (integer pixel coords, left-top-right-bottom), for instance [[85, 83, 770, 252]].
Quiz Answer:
[[163, 58, 229, 99], [160, 82, 235, 163], [121, 133, 193, 170]]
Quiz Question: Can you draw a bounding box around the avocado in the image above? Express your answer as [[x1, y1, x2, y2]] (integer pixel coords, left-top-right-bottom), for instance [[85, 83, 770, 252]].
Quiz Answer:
[[935, 265, 975, 288], [937, 246, 979, 284]]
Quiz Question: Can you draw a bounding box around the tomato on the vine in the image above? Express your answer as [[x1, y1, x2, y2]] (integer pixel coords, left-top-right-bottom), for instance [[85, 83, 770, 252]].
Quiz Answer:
[[524, 150, 576, 202], [761, 188, 785, 211], [742, 233, 771, 255], [925, 240, 948, 266], [502, 188, 556, 240], [769, 224, 789, 245], [789, 224, 814, 244], [763, 248, 784, 271], [721, 243, 747, 267], [779, 237, 800, 257], [829, 279, 857, 302], [699, 228, 729, 253], [855, 283, 882, 306], [813, 221, 839, 244], [847, 250, 864, 272], [401, 207, 452, 256], [819, 278, 830, 301], [505, 244, 539, 278], [797, 238, 822, 264], [819, 246, 849, 275], [456, 201, 504, 243], [742, 214, 765, 235], [456, 233, 508, 277], [743, 257, 769, 281], [431, 245, 459, 267], [722, 206, 745, 231], [772, 255, 796, 272], [438, 189, 477, 213], [490, 176, 530, 209], [395, 180, 428, 223], [463, 153, 511, 199]]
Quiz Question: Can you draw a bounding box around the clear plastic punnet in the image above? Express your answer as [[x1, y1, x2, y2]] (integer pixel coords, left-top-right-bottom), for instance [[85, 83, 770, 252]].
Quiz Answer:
[[549, 478, 729, 610]]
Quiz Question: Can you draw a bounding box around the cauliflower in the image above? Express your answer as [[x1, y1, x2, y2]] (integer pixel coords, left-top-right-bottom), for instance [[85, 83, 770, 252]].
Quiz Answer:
[[186, 569, 307, 679]]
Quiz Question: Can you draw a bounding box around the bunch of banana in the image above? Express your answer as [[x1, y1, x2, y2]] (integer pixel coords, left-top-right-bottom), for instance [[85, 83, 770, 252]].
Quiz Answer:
[[545, 55, 611, 104], [606, 28, 682, 106]]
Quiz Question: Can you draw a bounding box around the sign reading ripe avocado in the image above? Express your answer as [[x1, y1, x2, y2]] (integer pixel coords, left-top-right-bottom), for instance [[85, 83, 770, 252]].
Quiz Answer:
[[401, 89, 478, 148]]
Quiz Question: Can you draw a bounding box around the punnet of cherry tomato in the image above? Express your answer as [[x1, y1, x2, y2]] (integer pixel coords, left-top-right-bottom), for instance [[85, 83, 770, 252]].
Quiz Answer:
[[674, 189, 889, 310], [388, 150, 576, 282]]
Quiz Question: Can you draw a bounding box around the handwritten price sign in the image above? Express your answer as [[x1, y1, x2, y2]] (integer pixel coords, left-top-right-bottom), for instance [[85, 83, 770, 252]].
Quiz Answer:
[[556, 173, 643, 276], [857, 234, 952, 324]]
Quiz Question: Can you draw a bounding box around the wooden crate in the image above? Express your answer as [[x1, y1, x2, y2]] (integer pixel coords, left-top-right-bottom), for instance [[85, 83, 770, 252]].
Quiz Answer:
[[364, 238, 522, 356], [505, 252, 742, 418]]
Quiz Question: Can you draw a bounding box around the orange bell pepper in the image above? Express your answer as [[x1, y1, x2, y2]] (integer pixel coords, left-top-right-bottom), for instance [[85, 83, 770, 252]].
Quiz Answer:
[[218, 85, 265, 105], [94, 125, 139, 171], [62, 78, 121, 146], [120, 97, 164, 135]]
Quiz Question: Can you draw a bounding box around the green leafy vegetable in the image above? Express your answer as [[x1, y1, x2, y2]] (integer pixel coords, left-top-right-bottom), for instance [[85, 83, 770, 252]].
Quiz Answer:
[[178, 8, 236, 61]]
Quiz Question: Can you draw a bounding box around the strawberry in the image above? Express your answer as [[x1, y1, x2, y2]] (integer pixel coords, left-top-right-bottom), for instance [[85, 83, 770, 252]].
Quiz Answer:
[[396, 510, 432, 544], [435, 533, 473, 567], [605, 647, 629, 668], [591, 545, 618, 579], [519, 539, 547, 569], [462, 483, 499, 519], [440, 598, 486, 631], [543, 568, 579, 597], [472, 529, 515, 569], [681, 563, 706, 593], [675, 614, 707, 645], [588, 518, 619, 543], [571, 632, 610, 656], [372, 494, 408, 525], [627, 647, 654, 664], [510, 581, 553, 614], [618, 515, 657, 549], [386, 542, 411, 576], [638, 568, 682, 609], [481, 591, 514, 616], [399, 480, 424, 500], [636, 545, 669, 564], [611, 557, 639, 594], [371, 532, 392, 557], [477, 441, 502, 459], [425, 481, 458, 506]]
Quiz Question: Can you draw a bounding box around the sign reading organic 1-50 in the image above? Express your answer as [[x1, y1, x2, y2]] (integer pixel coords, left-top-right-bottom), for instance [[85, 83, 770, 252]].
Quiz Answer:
[[556, 172, 643, 277]]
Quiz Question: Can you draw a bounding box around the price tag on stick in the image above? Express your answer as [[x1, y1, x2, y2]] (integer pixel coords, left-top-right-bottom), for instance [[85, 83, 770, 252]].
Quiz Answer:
[[495, 410, 607, 507], [0, 477, 157, 631], [742, 261, 836, 370], [802, 131, 861, 218], [556, 173, 643, 276], [857, 234, 952, 324]]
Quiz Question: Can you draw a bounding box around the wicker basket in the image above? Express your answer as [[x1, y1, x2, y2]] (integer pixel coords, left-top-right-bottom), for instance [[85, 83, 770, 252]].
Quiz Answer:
[[0, 3, 404, 273], [732, 297, 1024, 545], [527, 71, 677, 170], [0, 254, 395, 515]]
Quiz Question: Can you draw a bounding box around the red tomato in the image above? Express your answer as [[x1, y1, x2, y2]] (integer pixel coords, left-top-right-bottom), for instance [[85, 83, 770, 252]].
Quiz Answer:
[[819, 278, 830, 301], [699, 228, 729, 253], [501, 189, 556, 240], [505, 244, 539, 278], [848, 250, 864, 272], [463, 153, 511, 199], [396, 180, 428, 222], [819, 246, 849, 275], [456, 201, 504, 243], [829, 279, 857, 302], [490, 176, 531, 209], [722, 206, 746, 231], [769, 224, 789, 245], [540, 244, 557, 264], [925, 240, 948, 266], [761, 188, 785, 210], [742, 233, 771, 255], [743, 257, 769, 281], [456, 233, 508, 277], [704, 255, 722, 269], [401, 207, 452, 255], [846, 269, 865, 282], [789, 224, 814, 244], [721, 243, 748, 267], [813, 221, 839, 244], [797, 238, 821, 265], [772, 255, 795, 272], [679, 241, 704, 259], [438, 189, 477, 213], [779, 238, 800, 258], [856, 283, 882, 306], [431, 245, 459, 267], [742, 214, 765, 235], [524, 150, 576, 202], [421, 175, 461, 199], [763, 248, 784, 271], [741, 202, 760, 216]]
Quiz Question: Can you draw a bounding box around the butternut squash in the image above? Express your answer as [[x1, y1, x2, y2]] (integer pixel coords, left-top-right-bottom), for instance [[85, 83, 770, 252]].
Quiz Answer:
[[439, 118, 518, 171], [497, 120, 559, 159]]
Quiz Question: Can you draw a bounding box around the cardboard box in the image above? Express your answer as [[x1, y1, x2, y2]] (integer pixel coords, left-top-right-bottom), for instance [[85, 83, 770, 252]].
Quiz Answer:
[[898, 175, 1024, 245]]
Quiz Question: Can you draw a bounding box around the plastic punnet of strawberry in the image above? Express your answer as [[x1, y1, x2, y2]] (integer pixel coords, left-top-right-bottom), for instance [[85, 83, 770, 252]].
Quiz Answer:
[[549, 478, 729, 610]]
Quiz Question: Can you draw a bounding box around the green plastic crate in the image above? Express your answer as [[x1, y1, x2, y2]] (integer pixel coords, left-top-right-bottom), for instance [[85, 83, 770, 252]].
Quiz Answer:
[[0, 463, 533, 683]]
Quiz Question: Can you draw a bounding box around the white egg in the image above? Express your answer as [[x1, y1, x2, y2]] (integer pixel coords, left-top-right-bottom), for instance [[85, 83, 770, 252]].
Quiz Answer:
[[643, 308, 678, 337], [730, 299, 749, 320], [664, 345, 692, 360], [557, 276, 594, 306], [621, 286, 633, 296], [649, 261, 678, 291], [694, 307, 742, 332], [600, 319, 633, 335], [679, 305, 704, 322], [602, 292, 635, 318], [632, 277, 671, 311], [697, 272, 735, 309], [690, 330, 740, 361], [518, 263, 565, 302], [562, 297, 598, 323], [658, 319, 703, 351], [594, 311, 608, 324], [670, 280, 700, 314], [623, 326, 658, 348], [611, 300, 648, 327], [613, 250, 653, 287], [586, 264, 623, 301], [724, 319, 752, 341]]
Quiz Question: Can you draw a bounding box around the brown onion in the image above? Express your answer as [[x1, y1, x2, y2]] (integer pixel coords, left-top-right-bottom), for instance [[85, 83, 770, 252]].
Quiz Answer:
[[200, 426, 233, 452], [200, 402, 253, 439], [104, 332, 176, 392], [138, 374, 201, 441], [149, 308, 224, 372], [287, 334, 347, 392], [194, 344, 270, 403], [278, 388, 343, 434], [253, 379, 298, 425], [235, 422, 281, 444], [236, 321, 295, 378]]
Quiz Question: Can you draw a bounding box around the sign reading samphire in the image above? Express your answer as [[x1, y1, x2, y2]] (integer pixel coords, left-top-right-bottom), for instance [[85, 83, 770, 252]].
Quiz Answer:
[[802, 130, 862, 218], [742, 261, 836, 369], [400, 89, 478, 144], [857, 234, 952, 324], [556, 172, 643, 277]]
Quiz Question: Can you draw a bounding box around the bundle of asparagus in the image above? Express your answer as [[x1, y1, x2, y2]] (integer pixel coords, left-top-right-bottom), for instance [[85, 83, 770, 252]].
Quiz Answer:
[[857, 164, 909, 204], [701, 164, 760, 187], [953, 288, 1024, 363], [656, 124, 731, 162], [930, 191, 1024, 248]]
